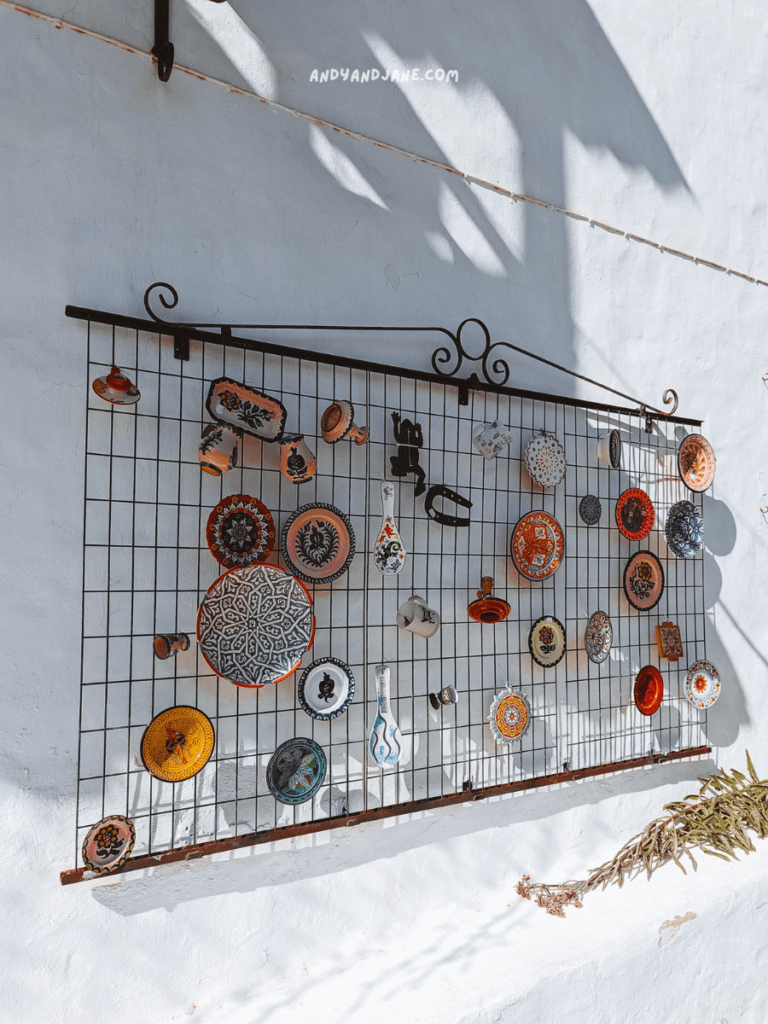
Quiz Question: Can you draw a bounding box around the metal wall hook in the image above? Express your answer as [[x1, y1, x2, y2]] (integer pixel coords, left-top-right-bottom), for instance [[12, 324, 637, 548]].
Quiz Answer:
[[424, 484, 472, 527], [151, 0, 174, 82]]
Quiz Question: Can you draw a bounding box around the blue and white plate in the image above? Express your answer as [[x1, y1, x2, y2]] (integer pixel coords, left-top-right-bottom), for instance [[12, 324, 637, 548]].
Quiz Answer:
[[267, 738, 327, 805], [579, 495, 601, 526], [665, 500, 704, 558], [298, 658, 355, 720]]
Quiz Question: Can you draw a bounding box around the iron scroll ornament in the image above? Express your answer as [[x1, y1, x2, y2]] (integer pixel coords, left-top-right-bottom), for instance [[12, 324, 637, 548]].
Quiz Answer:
[[143, 282, 678, 423]]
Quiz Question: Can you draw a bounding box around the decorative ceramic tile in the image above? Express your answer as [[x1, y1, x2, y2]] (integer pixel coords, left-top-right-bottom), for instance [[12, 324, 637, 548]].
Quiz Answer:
[[655, 621, 684, 662]]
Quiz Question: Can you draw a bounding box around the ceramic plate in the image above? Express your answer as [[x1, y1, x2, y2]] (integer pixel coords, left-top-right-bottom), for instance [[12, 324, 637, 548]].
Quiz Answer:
[[197, 563, 315, 687], [524, 431, 567, 488], [141, 706, 215, 783], [206, 494, 275, 569], [298, 658, 355, 720], [82, 815, 136, 875], [585, 611, 612, 664], [678, 433, 716, 492], [528, 615, 566, 668], [665, 500, 704, 558], [634, 665, 664, 716], [206, 376, 287, 442], [267, 737, 327, 805], [579, 495, 601, 526], [281, 503, 356, 585], [510, 510, 565, 581], [488, 688, 532, 744], [684, 660, 721, 709], [615, 489, 655, 541], [623, 550, 665, 611]]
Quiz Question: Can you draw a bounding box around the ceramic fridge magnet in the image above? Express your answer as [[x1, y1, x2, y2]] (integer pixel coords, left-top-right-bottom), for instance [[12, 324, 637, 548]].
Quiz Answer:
[[206, 376, 287, 442], [424, 484, 473, 527], [488, 687, 532, 744], [390, 412, 426, 496], [467, 577, 511, 623], [198, 423, 240, 477], [298, 658, 355, 721], [281, 503, 356, 585], [615, 489, 655, 541], [82, 815, 136, 875], [92, 365, 141, 406], [684, 660, 721, 710], [597, 429, 622, 468], [665, 500, 704, 559], [153, 633, 190, 660], [528, 615, 566, 668], [374, 481, 406, 575], [197, 563, 315, 687], [510, 510, 565, 582], [584, 611, 612, 664], [622, 550, 665, 611], [140, 706, 215, 783], [579, 495, 602, 526], [206, 494, 275, 569], [267, 737, 327, 805], [473, 421, 515, 460], [369, 664, 403, 769], [656, 621, 684, 662], [634, 666, 664, 716], [429, 685, 458, 710], [677, 433, 716, 493], [278, 433, 317, 485], [320, 400, 369, 446], [397, 595, 440, 637], [524, 431, 567, 488]]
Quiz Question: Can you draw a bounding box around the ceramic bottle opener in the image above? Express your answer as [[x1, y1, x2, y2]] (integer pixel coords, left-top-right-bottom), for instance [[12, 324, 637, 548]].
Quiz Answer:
[[373, 481, 406, 575], [368, 664, 403, 769]]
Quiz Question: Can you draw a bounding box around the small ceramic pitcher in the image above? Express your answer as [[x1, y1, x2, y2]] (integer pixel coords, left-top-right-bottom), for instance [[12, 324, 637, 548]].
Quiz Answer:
[[153, 633, 191, 659], [279, 433, 317, 484], [397, 595, 440, 638], [597, 428, 621, 468], [472, 420, 515, 460], [320, 400, 369, 445], [368, 664, 403, 769], [198, 424, 240, 477], [373, 481, 406, 575]]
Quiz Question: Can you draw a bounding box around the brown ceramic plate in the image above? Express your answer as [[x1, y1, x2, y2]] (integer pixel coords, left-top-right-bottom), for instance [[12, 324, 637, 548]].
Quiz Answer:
[[634, 666, 664, 716], [622, 550, 664, 611], [206, 494, 275, 569], [678, 434, 716, 493], [281, 503, 355, 585]]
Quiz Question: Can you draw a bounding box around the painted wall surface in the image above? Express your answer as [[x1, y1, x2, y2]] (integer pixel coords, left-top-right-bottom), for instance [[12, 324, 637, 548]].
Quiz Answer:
[[1, 3, 767, 1022]]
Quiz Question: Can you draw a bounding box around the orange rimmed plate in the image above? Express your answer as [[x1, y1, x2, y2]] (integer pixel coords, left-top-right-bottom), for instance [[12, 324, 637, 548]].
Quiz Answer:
[[141, 706, 215, 783], [206, 494, 275, 569], [510, 510, 564, 582], [634, 666, 664, 716], [615, 489, 655, 541]]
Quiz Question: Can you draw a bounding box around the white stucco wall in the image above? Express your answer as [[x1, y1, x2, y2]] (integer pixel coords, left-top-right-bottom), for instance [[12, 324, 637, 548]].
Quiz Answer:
[[2, 3, 767, 1021]]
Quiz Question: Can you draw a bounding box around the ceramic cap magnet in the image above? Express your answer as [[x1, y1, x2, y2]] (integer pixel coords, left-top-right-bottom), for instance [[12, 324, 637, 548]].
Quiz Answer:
[[279, 433, 317, 485], [92, 365, 141, 406], [320, 400, 369, 445]]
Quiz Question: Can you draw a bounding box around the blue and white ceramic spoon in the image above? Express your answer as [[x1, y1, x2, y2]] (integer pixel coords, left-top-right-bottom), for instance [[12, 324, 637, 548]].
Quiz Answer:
[[368, 664, 403, 769]]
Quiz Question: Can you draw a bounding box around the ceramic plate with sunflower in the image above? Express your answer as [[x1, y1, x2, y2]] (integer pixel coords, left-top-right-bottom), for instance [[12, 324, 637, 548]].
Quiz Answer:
[[684, 660, 721, 709], [528, 615, 566, 668], [488, 688, 532, 744]]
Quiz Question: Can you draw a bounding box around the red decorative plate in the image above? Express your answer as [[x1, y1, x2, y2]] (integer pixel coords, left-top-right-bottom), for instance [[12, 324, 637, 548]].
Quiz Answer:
[[615, 489, 655, 541], [206, 494, 275, 569], [634, 665, 664, 716], [510, 510, 564, 581], [623, 550, 664, 611]]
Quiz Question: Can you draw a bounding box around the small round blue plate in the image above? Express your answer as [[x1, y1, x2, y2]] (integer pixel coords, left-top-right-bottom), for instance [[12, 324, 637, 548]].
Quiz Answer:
[[267, 737, 327, 805], [579, 495, 601, 526]]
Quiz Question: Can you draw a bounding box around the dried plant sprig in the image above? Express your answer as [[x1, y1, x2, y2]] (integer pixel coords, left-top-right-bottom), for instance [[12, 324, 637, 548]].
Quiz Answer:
[[517, 753, 768, 917]]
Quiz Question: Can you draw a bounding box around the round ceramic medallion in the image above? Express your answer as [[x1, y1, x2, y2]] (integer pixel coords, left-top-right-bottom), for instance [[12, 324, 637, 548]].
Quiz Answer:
[[622, 550, 665, 611], [141, 706, 215, 783], [82, 815, 135, 875], [579, 494, 602, 526], [678, 434, 716, 493], [206, 494, 275, 569], [528, 615, 566, 668], [298, 658, 355, 720], [615, 489, 655, 541], [197, 563, 315, 687], [524, 432, 567, 488], [634, 665, 664, 716], [281, 503, 355, 585], [585, 611, 612, 664], [510, 510, 565, 582], [665, 500, 704, 559], [684, 660, 721, 709], [267, 737, 327, 805], [488, 688, 532, 744]]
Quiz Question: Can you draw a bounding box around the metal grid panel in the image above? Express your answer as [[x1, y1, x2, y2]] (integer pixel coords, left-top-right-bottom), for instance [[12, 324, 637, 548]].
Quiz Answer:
[[74, 320, 708, 870]]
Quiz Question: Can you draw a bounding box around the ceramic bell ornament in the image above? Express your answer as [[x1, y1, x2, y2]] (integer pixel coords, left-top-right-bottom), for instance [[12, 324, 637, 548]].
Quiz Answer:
[[369, 664, 403, 769], [468, 576, 511, 623], [198, 423, 240, 477], [472, 421, 515, 460], [279, 433, 317, 484], [321, 400, 369, 446], [92, 365, 140, 406], [374, 481, 406, 575]]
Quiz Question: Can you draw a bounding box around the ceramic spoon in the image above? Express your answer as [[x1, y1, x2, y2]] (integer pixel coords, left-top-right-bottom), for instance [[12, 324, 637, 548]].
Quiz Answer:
[[373, 481, 406, 575], [368, 664, 403, 769]]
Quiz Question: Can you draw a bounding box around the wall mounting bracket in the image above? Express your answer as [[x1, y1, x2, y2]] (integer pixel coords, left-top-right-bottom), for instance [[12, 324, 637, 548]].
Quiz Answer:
[[151, 0, 174, 82]]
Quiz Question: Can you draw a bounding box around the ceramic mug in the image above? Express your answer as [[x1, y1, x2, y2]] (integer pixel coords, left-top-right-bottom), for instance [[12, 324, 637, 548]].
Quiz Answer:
[[154, 633, 190, 659], [597, 428, 621, 468], [198, 424, 240, 477], [279, 433, 317, 484], [472, 420, 515, 460], [396, 595, 440, 638]]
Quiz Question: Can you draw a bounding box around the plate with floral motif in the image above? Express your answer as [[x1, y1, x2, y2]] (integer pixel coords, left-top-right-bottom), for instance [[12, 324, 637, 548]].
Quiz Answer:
[[510, 510, 565, 581], [634, 665, 664, 716], [678, 434, 716, 493], [281, 504, 355, 585], [528, 615, 566, 668], [488, 688, 532, 744], [524, 431, 567, 488], [622, 550, 665, 611], [665, 500, 704, 558], [684, 660, 721, 709], [615, 489, 655, 541], [82, 815, 135, 875], [141, 706, 216, 782], [206, 376, 287, 442], [585, 611, 612, 664], [206, 494, 275, 569], [267, 737, 327, 805]]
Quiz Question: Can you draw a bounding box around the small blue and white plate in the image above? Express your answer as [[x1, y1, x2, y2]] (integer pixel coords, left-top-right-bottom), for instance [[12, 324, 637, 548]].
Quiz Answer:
[[267, 738, 327, 805]]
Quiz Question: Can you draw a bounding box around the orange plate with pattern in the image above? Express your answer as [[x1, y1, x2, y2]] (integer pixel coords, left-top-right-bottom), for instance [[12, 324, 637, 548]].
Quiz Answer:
[[615, 488, 655, 541], [510, 510, 564, 582], [634, 666, 664, 716], [141, 706, 215, 783]]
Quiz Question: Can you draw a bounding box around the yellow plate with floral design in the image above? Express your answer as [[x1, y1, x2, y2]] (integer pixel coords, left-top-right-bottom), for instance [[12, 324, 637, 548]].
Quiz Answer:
[[141, 706, 215, 783]]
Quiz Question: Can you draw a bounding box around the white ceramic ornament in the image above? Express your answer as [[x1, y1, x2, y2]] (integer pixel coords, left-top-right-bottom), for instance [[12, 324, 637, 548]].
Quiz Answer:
[[368, 664, 403, 769], [373, 481, 406, 575]]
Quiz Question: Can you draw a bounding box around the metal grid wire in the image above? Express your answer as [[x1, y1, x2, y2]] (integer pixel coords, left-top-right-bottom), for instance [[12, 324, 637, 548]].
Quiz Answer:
[[74, 319, 708, 870]]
